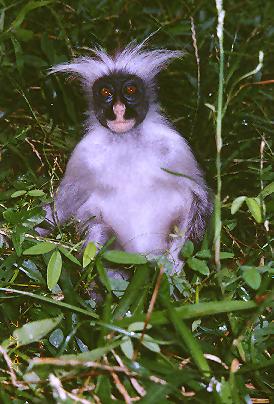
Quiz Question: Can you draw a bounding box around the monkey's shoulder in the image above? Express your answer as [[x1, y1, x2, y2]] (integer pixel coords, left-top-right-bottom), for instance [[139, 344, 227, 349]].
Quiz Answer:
[[143, 122, 196, 164]]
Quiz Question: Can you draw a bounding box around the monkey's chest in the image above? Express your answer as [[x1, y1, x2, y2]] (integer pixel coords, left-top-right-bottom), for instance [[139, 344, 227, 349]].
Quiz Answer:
[[92, 147, 172, 191]]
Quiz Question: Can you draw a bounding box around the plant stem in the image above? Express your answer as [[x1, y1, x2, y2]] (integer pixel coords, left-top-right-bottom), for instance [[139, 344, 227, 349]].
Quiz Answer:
[[215, 0, 225, 271]]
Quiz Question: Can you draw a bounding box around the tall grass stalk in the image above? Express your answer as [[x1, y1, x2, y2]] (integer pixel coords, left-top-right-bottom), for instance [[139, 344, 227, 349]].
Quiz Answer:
[[214, 0, 225, 271]]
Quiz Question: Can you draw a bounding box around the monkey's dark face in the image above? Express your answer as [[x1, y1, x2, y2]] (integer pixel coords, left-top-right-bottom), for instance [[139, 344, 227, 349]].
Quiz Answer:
[[92, 72, 149, 133]]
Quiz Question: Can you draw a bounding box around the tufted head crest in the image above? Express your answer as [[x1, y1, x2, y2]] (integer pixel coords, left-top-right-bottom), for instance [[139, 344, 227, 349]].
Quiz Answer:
[[49, 42, 183, 87]]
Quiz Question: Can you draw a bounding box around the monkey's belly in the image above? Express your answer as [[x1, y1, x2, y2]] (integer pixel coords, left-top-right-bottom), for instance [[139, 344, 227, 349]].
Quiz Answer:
[[96, 186, 190, 255]]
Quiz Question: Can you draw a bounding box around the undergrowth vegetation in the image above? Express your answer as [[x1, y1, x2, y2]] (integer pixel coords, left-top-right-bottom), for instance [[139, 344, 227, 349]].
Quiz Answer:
[[0, 1, 273, 402]]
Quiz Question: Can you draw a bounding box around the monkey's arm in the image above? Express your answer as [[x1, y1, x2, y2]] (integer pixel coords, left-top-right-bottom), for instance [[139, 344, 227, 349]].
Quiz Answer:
[[153, 126, 212, 269], [38, 142, 96, 234]]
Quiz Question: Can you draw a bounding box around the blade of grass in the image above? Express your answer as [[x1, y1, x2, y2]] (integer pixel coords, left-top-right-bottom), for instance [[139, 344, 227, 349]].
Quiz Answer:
[[0, 287, 98, 318], [113, 265, 150, 320], [133, 266, 164, 360], [117, 300, 257, 327], [238, 356, 274, 374], [98, 293, 113, 346], [161, 297, 211, 375]]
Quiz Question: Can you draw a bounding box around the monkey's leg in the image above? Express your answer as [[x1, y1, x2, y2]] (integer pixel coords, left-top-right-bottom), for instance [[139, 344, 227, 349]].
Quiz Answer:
[[168, 206, 192, 274], [84, 222, 113, 248], [84, 221, 130, 303], [75, 195, 105, 245], [168, 233, 187, 273], [36, 198, 74, 236], [36, 182, 83, 236], [36, 204, 56, 236], [76, 206, 126, 277]]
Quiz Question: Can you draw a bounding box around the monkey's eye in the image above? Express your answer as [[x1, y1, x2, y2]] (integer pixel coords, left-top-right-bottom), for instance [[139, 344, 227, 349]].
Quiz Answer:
[[125, 85, 137, 95], [100, 87, 112, 97]]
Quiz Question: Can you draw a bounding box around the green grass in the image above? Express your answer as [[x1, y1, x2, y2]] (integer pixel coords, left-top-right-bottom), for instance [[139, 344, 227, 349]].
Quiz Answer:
[[0, 1, 273, 402]]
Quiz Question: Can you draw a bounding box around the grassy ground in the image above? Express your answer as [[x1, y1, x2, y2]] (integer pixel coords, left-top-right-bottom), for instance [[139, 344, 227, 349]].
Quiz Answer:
[[0, 1, 273, 402]]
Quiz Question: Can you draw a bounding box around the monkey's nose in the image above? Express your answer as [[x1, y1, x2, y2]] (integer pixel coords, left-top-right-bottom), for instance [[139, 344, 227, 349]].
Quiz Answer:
[[113, 101, 126, 121]]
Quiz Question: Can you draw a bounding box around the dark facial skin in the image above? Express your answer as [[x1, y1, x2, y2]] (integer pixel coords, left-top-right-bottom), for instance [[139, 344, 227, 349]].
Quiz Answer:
[[92, 72, 149, 131]]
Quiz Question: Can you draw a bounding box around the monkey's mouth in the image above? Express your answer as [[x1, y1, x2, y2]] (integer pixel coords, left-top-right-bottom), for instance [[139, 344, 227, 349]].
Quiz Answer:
[[107, 118, 136, 133]]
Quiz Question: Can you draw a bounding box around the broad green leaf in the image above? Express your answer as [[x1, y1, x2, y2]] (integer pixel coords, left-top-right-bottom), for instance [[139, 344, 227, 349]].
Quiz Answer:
[[3, 208, 23, 224], [23, 207, 46, 227], [128, 322, 151, 332], [3, 207, 46, 227], [108, 277, 128, 297], [49, 328, 64, 348], [83, 242, 97, 268], [245, 197, 262, 223], [242, 267, 261, 290], [11, 190, 26, 198], [28, 189, 45, 197], [23, 242, 56, 255], [13, 315, 63, 346], [58, 246, 81, 266], [103, 250, 147, 265], [12, 226, 26, 256], [141, 335, 160, 353], [260, 182, 274, 199], [231, 196, 246, 214], [47, 250, 62, 290], [120, 336, 134, 359], [181, 240, 194, 258], [195, 249, 211, 259], [187, 257, 210, 275], [20, 260, 45, 284]]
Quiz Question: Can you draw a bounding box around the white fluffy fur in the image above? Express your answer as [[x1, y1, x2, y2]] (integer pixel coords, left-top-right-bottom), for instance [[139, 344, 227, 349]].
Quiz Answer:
[[43, 43, 211, 272], [49, 42, 183, 86]]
